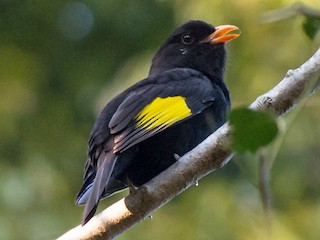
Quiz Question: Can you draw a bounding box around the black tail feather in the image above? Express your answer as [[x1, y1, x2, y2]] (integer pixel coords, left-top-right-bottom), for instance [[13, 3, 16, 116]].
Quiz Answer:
[[81, 152, 117, 225]]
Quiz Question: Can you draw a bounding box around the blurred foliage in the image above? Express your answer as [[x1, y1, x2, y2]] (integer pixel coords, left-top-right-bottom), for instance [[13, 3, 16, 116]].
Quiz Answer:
[[303, 16, 320, 40], [229, 108, 279, 153], [0, 0, 319, 239]]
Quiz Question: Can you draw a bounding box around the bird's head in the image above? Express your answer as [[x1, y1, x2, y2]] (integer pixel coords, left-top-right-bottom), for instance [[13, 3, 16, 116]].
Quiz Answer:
[[149, 20, 240, 82]]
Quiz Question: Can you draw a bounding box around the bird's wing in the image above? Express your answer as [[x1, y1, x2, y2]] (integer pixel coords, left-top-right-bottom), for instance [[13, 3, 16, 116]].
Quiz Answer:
[[109, 69, 217, 153]]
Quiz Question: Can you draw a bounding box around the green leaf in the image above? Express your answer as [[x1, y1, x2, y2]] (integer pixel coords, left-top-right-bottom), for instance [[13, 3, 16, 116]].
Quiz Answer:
[[302, 16, 320, 40], [229, 108, 278, 153]]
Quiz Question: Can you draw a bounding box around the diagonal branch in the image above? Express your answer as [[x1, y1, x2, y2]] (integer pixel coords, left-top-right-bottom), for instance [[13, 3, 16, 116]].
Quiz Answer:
[[57, 48, 320, 240]]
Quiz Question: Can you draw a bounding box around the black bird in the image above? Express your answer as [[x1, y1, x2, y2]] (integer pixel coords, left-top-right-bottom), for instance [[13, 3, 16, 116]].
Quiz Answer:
[[76, 20, 240, 225]]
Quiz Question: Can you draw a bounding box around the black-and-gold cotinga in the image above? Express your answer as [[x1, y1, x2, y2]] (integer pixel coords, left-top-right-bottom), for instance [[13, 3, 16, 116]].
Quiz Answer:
[[76, 20, 240, 225]]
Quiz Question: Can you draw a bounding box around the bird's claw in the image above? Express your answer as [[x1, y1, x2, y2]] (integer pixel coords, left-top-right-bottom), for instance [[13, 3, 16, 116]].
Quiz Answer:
[[126, 175, 138, 194]]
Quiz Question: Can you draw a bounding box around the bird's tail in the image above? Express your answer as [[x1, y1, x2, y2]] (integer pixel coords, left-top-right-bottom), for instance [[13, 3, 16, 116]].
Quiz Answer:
[[80, 152, 117, 225]]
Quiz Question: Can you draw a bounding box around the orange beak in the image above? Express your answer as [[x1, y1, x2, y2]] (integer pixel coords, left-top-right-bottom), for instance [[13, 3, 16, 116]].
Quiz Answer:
[[201, 25, 240, 44]]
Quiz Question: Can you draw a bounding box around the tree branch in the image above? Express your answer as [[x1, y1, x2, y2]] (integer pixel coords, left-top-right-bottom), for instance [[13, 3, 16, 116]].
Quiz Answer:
[[261, 3, 320, 23], [57, 48, 320, 240]]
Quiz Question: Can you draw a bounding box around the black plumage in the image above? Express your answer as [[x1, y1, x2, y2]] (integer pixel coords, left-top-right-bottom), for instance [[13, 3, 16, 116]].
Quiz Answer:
[[76, 20, 240, 225]]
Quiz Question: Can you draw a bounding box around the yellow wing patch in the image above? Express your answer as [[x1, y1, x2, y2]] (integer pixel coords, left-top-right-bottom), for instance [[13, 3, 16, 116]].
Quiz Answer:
[[135, 96, 192, 130]]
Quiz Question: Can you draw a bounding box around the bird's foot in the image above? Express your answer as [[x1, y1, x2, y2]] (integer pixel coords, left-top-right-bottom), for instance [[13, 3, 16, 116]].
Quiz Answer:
[[126, 175, 138, 194]]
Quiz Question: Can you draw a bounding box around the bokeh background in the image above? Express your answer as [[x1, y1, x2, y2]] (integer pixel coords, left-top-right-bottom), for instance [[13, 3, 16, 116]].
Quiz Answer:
[[0, 0, 319, 239]]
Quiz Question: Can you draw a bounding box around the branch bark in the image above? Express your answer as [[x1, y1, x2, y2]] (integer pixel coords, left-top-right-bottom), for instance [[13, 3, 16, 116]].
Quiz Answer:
[[261, 3, 320, 23], [57, 48, 320, 240]]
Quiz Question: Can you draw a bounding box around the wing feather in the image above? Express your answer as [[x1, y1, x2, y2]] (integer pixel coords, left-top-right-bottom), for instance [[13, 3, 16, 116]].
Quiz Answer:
[[110, 69, 217, 153]]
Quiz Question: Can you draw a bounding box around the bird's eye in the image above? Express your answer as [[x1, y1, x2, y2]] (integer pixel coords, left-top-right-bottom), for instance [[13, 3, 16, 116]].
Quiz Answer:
[[181, 34, 194, 45]]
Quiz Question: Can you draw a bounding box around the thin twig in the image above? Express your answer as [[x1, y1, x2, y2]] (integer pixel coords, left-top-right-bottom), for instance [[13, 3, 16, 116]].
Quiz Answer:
[[261, 3, 320, 23], [258, 150, 271, 223]]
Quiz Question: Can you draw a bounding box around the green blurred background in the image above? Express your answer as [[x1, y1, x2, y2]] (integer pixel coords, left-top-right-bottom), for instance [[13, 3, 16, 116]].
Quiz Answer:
[[0, 0, 319, 239]]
